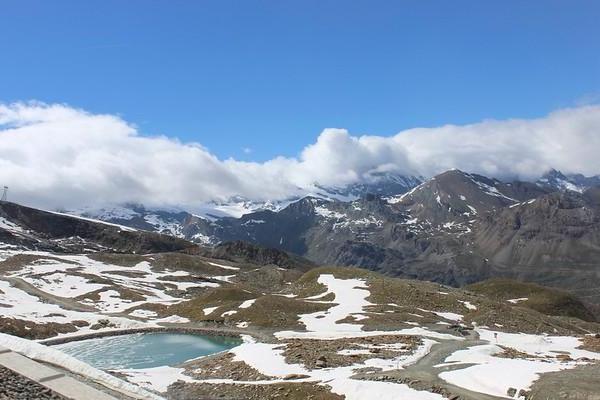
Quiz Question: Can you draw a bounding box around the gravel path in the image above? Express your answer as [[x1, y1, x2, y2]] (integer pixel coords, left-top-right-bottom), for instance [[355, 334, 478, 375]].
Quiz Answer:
[[2, 277, 97, 313], [353, 329, 504, 400], [0, 366, 67, 400]]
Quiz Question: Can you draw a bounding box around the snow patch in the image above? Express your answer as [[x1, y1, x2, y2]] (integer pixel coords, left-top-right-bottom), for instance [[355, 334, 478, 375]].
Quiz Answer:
[[207, 261, 240, 271], [239, 299, 256, 309]]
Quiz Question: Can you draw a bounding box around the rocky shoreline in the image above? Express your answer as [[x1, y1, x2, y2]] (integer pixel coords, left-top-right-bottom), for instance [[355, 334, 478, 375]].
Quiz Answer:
[[40, 325, 244, 346], [0, 366, 67, 400]]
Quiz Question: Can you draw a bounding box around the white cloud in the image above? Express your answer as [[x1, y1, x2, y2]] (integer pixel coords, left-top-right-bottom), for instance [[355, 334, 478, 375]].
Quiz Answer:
[[1, 101, 600, 210]]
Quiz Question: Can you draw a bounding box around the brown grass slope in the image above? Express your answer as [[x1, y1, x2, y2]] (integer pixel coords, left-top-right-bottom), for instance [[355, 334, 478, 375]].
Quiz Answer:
[[466, 278, 597, 322]]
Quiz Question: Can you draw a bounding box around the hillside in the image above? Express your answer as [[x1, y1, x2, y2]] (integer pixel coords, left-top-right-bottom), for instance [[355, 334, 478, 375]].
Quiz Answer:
[[0, 201, 192, 254], [473, 189, 600, 303], [3, 175, 600, 398], [147, 170, 600, 307], [0, 200, 598, 399], [390, 170, 548, 225], [52, 169, 600, 307], [465, 278, 597, 322], [1, 237, 598, 399]]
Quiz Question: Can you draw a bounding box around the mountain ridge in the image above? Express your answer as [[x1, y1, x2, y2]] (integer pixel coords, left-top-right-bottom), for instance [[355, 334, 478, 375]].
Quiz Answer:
[[48, 168, 600, 305]]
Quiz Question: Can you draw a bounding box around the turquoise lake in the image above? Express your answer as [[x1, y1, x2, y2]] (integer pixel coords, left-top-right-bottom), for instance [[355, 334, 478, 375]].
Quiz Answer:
[[54, 332, 241, 369]]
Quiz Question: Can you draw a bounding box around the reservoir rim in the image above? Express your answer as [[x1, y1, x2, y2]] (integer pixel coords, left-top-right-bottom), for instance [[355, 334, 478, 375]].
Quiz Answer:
[[41, 326, 246, 346]]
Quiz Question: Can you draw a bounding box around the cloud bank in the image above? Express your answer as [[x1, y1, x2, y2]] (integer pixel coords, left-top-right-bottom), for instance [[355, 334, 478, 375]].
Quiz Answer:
[[1, 101, 600, 210]]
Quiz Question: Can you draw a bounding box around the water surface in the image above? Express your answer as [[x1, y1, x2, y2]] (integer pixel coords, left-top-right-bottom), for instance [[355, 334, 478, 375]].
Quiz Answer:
[[54, 332, 241, 369]]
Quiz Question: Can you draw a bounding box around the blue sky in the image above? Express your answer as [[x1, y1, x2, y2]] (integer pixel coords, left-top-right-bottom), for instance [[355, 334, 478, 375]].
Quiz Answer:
[[1, 1, 599, 161]]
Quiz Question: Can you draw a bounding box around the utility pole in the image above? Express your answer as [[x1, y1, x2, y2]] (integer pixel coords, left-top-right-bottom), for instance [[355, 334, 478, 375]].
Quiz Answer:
[[0, 186, 7, 202]]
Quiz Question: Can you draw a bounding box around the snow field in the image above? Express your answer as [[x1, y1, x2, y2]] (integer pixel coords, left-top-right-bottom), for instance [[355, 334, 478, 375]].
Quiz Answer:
[[4, 253, 599, 400], [4, 251, 224, 322], [436, 329, 600, 398]]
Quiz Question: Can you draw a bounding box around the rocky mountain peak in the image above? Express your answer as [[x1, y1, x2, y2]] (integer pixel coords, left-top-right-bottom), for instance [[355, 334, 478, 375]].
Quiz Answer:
[[390, 169, 517, 226], [315, 172, 422, 200], [536, 168, 600, 193]]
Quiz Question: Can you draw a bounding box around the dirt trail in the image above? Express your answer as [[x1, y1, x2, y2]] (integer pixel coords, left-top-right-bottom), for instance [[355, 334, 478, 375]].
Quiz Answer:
[[1, 276, 98, 313], [354, 329, 505, 400]]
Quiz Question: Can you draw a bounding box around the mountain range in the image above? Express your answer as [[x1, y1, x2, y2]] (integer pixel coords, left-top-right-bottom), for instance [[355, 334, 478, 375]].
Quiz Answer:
[[40, 168, 600, 308], [2, 197, 599, 400]]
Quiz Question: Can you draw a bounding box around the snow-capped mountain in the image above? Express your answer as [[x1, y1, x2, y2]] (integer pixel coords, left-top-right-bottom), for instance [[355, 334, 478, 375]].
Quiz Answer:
[[69, 204, 191, 238], [66, 173, 423, 240], [314, 172, 423, 200], [2, 207, 598, 400], [178, 169, 551, 260], [172, 169, 600, 305], [536, 168, 600, 193], [65, 169, 600, 251], [390, 170, 549, 226], [8, 168, 600, 311], [0, 201, 190, 253]]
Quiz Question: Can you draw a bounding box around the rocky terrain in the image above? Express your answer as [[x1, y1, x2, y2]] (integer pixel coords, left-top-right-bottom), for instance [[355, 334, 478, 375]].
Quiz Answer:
[[67, 173, 423, 245], [536, 168, 600, 193], [66, 169, 600, 311], [0, 202, 191, 254], [0, 366, 67, 400], [1, 180, 600, 399]]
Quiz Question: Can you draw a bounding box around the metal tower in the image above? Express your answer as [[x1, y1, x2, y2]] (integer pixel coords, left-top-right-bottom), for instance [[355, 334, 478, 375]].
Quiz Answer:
[[1, 186, 7, 202]]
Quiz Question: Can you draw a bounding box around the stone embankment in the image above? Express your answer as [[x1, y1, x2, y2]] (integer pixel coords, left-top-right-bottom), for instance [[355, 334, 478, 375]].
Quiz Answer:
[[0, 345, 118, 400]]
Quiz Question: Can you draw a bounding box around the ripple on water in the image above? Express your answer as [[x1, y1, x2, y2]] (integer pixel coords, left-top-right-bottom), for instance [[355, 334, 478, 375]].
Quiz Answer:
[[54, 332, 241, 369]]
